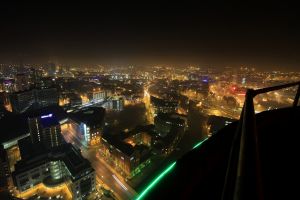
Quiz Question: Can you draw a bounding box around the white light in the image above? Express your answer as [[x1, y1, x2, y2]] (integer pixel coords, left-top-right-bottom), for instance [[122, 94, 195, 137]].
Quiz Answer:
[[112, 174, 128, 191], [41, 114, 53, 118]]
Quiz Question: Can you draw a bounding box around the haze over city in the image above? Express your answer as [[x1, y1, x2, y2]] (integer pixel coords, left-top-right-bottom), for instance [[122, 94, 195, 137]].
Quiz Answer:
[[1, 2, 300, 70], [0, 2, 299, 200]]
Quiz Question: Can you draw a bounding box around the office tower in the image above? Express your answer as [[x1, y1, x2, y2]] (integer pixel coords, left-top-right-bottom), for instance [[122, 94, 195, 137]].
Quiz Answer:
[[28, 113, 64, 149]]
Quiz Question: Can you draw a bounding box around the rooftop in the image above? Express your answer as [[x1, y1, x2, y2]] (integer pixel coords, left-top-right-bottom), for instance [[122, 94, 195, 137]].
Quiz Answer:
[[69, 107, 105, 126], [13, 143, 93, 180], [0, 105, 67, 144]]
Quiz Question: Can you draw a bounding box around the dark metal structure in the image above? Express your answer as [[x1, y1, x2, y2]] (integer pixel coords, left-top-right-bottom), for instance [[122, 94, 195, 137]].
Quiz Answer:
[[222, 81, 300, 200]]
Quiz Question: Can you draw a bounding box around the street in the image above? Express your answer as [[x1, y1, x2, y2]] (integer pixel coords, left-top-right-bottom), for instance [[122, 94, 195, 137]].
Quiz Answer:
[[61, 124, 137, 200]]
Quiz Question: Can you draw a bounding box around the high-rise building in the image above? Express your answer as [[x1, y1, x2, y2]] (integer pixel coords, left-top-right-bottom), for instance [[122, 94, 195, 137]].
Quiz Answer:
[[9, 88, 59, 113], [28, 113, 64, 149]]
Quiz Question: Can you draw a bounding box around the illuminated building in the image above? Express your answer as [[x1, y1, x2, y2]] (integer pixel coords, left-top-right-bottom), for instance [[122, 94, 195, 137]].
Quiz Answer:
[[12, 144, 95, 200], [124, 132, 152, 147], [103, 96, 124, 111], [150, 96, 178, 115], [91, 90, 106, 101], [28, 113, 64, 149], [1, 78, 16, 93], [9, 88, 59, 113], [100, 134, 151, 178], [68, 107, 105, 146]]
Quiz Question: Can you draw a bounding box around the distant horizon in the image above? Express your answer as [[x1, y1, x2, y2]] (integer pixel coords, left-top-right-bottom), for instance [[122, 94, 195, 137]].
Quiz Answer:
[[1, 2, 300, 72], [1, 60, 299, 73]]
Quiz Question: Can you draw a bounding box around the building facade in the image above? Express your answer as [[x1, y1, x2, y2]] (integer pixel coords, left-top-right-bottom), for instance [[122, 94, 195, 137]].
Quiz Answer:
[[12, 144, 95, 200], [9, 88, 59, 113], [28, 113, 64, 149], [68, 107, 105, 146]]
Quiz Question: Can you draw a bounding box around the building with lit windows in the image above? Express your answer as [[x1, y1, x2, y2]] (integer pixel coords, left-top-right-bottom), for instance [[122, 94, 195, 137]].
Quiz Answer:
[[12, 144, 95, 200], [1, 78, 16, 93], [103, 96, 124, 111], [68, 107, 105, 146], [9, 88, 59, 113], [100, 134, 151, 178], [123, 132, 152, 147], [150, 96, 178, 115], [28, 113, 64, 149], [91, 90, 107, 101]]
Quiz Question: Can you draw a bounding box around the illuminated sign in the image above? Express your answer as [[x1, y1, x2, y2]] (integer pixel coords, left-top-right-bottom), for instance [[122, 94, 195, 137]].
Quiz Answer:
[[41, 114, 53, 118]]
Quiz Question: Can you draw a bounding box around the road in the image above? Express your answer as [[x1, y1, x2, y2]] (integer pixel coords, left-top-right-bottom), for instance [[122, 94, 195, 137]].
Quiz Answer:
[[61, 125, 137, 200]]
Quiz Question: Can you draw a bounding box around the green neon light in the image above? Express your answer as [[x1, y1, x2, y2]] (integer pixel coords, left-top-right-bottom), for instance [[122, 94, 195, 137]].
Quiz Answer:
[[135, 138, 208, 200], [193, 137, 208, 149], [135, 162, 176, 200]]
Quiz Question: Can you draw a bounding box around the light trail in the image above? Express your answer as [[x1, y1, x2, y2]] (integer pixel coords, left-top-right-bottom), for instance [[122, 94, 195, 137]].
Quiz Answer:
[[112, 174, 128, 191]]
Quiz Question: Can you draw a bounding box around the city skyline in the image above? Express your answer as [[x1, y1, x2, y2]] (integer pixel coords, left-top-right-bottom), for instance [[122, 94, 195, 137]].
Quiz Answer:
[[0, 2, 299, 200]]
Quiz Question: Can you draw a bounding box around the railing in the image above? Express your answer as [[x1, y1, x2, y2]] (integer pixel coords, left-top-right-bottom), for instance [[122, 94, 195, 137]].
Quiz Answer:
[[222, 81, 300, 200]]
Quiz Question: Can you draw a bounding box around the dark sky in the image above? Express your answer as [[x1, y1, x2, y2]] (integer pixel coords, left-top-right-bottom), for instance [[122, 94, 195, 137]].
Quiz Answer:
[[0, 2, 299, 70]]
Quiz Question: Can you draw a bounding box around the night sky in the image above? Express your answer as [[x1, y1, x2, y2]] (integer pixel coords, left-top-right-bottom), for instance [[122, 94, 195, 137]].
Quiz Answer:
[[0, 2, 299, 70]]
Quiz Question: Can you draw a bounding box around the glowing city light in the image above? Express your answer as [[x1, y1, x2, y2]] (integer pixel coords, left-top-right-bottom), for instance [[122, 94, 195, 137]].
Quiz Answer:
[[112, 174, 128, 191], [41, 114, 53, 118]]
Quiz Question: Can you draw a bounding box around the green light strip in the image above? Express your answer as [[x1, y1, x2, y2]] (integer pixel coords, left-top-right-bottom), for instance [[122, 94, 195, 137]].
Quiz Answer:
[[135, 162, 176, 200], [193, 137, 208, 149], [135, 138, 208, 200]]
